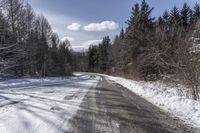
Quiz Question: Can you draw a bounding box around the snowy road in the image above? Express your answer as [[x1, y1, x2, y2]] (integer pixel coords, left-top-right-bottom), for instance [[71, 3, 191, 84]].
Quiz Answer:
[[0, 73, 198, 133]]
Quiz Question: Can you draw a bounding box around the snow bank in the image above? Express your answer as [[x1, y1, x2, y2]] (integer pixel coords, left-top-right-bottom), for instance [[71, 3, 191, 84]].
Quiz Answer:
[[106, 76, 200, 128], [0, 74, 99, 133], [0, 74, 90, 90]]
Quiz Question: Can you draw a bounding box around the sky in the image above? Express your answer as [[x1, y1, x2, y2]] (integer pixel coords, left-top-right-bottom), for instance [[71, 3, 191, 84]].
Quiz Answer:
[[28, 0, 199, 51]]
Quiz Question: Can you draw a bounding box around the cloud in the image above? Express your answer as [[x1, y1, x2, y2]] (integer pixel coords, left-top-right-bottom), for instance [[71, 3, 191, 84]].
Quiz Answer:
[[83, 40, 102, 47], [67, 23, 81, 31], [61, 36, 75, 42], [84, 21, 119, 31], [72, 40, 102, 51]]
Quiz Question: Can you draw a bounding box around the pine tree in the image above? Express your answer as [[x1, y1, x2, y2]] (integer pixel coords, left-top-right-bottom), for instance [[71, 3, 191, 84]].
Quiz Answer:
[[194, 3, 200, 20], [163, 10, 170, 23], [119, 28, 125, 39], [88, 45, 99, 72], [58, 41, 72, 76], [180, 3, 191, 28], [158, 11, 170, 30], [126, 0, 155, 61], [36, 33, 48, 76], [126, 3, 140, 28], [169, 6, 180, 26], [162, 10, 170, 30], [158, 16, 164, 27], [98, 36, 111, 73], [189, 9, 194, 24], [140, 0, 155, 30]]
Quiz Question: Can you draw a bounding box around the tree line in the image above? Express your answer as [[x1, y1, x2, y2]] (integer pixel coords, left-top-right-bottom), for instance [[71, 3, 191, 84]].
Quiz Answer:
[[0, 0, 200, 100], [83, 1, 200, 100], [0, 0, 73, 78]]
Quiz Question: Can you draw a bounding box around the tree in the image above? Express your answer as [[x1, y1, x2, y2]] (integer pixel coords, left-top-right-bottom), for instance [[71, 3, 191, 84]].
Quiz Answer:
[[180, 3, 191, 28], [193, 3, 200, 21], [33, 15, 52, 76], [126, 3, 140, 29], [125, 0, 155, 77], [88, 45, 99, 72], [119, 28, 125, 40], [25, 30, 39, 76], [0, 11, 18, 78], [36, 33, 48, 77], [3, 0, 26, 76], [46, 38, 72, 77], [57, 40, 72, 76], [139, 0, 155, 30], [161, 10, 170, 30], [112, 28, 130, 74], [0, 0, 73, 78], [169, 6, 181, 27], [98, 36, 111, 73]]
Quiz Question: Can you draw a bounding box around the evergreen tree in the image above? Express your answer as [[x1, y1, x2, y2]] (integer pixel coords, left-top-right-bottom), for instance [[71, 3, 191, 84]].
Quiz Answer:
[[139, 0, 155, 30], [119, 28, 125, 39], [98, 36, 111, 73], [189, 9, 194, 24], [126, 3, 140, 28], [162, 10, 170, 30], [194, 3, 200, 20], [169, 6, 180, 26], [88, 45, 99, 72], [180, 3, 191, 28], [26, 30, 40, 76], [158, 16, 164, 27], [126, 0, 155, 61], [36, 33, 48, 77], [58, 40, 72, 76], [163, 10, 170, 23]]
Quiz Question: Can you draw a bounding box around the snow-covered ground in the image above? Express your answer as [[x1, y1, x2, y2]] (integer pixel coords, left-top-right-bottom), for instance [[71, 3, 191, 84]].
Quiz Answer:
[[0, 74, 99, 133], [106, 75, 200, 128]]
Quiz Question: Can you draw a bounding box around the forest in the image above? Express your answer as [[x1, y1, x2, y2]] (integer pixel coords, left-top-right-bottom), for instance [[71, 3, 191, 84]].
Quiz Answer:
[[84, 1, 200, 100], [1, 0, 200, 100], [0, 0, 73, 78]]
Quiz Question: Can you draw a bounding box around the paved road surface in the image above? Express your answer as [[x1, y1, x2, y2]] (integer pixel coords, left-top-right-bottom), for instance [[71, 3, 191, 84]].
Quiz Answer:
[[65, 77, 198, 133], [65, 75, 199, 133]]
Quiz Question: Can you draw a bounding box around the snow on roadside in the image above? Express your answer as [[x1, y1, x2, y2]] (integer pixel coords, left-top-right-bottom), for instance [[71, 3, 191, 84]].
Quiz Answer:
[[0, 74, 90, 90], [106, 75, 200, 128], [0, 74, 99, 133]]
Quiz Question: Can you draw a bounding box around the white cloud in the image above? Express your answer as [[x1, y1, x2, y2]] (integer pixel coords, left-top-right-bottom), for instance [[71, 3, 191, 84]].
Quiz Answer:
[[72, 40, 102, 51], [84, 21, 119, 31], [61, 36, 75, 42], [83, 40, 102, 47], [67, 23, 81, 31]]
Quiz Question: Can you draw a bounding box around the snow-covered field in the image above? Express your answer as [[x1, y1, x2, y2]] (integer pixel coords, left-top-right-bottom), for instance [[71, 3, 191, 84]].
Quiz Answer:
[[0, 74, 99, 133], [106, 75, 200, 128]]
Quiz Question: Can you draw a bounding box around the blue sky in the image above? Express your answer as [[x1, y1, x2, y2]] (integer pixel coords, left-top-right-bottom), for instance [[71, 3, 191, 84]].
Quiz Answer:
[[28, 0, 199, 51]]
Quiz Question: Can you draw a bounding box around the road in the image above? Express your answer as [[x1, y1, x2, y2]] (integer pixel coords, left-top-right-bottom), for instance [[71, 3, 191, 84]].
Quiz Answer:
[[66, 75, 198, 133], [0, 74, 199, 133]]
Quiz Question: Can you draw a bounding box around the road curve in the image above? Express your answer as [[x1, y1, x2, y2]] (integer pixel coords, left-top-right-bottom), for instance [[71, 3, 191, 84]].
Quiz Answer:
[[65, 75, 198, 133]]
